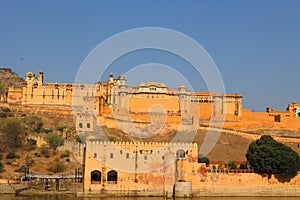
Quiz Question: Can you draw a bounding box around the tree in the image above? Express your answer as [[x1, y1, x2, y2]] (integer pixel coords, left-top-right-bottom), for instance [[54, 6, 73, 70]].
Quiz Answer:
[[227, 161, 238, 169], [246, 135, 300, 177], [56, 125, 67, 134], [0, 119, 26, 148], [198, 154, 210, 167], [46, 134, 64, 150]]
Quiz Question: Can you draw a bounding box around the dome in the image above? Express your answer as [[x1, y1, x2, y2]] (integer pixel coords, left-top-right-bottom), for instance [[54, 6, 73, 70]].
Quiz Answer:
[[26, 72, 35, 77], [118, 74, 126, 80]]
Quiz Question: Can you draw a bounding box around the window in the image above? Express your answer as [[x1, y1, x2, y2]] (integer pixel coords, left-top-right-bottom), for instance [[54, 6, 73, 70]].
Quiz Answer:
[[162, 156, 165, 160], [87, 123, 90, 128], [94, 153, 97, 158], [144, 156, 147, 160], [120, 150, 122, 154], [91, 170, 101, 183], [110, 153, 113, 159], [107, 170, 118, 184], [126, 153, 129, 159], [79, 123, 83, 128]]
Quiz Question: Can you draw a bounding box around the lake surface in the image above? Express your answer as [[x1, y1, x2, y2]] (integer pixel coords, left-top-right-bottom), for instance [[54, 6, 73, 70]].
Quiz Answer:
[[0, 195, 300, 200]]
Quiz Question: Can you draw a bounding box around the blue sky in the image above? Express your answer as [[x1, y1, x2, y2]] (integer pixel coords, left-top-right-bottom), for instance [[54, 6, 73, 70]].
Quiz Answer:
[[0, 0, 299, 111]]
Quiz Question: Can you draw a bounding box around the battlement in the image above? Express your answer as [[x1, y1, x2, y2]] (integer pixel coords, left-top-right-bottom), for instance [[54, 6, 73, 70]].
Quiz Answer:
[[87, 140, 197, 148]]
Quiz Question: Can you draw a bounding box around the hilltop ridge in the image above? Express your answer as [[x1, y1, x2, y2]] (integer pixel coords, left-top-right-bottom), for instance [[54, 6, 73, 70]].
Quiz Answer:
[[0, 68, 24, 91]]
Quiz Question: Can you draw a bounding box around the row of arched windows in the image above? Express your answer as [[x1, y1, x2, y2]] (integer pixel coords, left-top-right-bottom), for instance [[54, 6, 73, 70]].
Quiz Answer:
[[90, 149, 187, 185], [91, 170, 118, 184], [78, 123, 91, 129]]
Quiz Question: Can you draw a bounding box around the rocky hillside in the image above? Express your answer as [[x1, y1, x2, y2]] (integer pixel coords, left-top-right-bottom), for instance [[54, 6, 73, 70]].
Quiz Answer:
[[0, 69, 24, 91]]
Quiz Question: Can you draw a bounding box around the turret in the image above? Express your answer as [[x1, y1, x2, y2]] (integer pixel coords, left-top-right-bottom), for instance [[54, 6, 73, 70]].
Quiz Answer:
[[109, 72, 114, 83], [118, 75, 127, 91], [38, 69, 44, 83]]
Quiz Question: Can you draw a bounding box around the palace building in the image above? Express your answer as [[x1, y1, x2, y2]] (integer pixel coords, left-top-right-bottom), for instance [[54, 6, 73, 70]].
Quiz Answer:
[[6, 70, 300, 134], [7, 70, 243, 118]]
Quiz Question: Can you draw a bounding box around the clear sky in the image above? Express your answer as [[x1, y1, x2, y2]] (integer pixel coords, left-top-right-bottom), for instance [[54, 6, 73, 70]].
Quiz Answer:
[[0, 0, 299, 111]]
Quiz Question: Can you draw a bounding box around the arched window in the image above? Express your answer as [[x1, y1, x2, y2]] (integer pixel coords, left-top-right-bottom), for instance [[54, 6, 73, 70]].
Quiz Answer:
[[79, 123, 83, 128], [91, 170, 101, 183], [107, 170, 118, 184], [87, 123, 90, 128], [176, 149, 186, 159]]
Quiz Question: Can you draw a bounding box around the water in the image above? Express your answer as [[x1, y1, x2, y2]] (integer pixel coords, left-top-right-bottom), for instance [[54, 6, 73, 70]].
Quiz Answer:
[[0, 195, 299, 200]]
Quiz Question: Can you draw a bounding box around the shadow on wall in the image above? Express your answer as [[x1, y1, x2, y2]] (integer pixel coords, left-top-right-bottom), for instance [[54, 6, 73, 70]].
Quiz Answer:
[[260, 173, 297, 183]]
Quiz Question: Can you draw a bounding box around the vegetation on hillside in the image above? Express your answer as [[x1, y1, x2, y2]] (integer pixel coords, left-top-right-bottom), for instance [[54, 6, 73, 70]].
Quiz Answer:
[[46, 134, 64, 150], [0, 118, 26, 149], [0, 106, 79, 178], [246, 135, 300, 178]]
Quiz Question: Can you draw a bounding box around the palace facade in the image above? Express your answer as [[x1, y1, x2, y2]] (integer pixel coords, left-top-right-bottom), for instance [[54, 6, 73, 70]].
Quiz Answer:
[[7, 70, 243, 118], [6, 70, 300, 133]]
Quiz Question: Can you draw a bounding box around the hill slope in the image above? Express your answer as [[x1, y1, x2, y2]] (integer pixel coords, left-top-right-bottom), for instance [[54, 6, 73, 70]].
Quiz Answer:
[[0, 69, 24, 91]]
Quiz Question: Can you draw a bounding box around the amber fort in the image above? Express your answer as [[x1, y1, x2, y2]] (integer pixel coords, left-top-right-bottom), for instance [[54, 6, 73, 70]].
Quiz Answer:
[[3, 69, 300, 197], [6, 69, 300, 129]]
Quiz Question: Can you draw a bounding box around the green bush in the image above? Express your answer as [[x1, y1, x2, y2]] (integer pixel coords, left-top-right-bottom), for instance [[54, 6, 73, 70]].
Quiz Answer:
[[46, 134, 64, 150], [6, 151, 20, 159], [56, 126, 67, 133], [40, 147, 50, 158], [60, 150, 70, 158], [227, 161, 238, 169], [218, 163, 225, 170], [34, 152, 40, 157]]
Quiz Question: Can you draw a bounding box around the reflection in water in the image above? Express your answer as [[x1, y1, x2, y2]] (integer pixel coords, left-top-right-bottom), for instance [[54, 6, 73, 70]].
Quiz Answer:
[[0, 195, 299, 200]]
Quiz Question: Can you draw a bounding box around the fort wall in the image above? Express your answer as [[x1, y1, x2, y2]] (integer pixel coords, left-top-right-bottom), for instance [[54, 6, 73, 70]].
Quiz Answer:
[[82, 140, 300, 197]]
